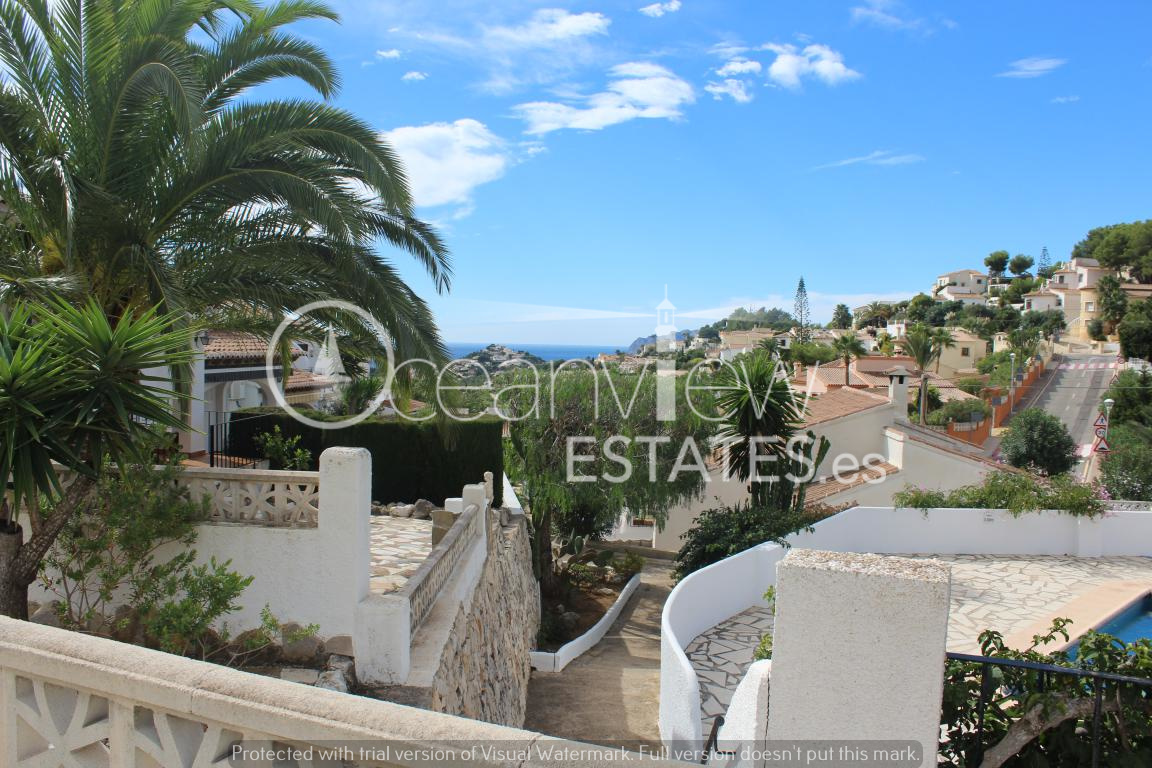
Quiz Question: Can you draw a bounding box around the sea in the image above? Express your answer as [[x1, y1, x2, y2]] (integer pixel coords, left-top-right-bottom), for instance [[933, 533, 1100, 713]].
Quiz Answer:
[[445, 343, 620, 362]]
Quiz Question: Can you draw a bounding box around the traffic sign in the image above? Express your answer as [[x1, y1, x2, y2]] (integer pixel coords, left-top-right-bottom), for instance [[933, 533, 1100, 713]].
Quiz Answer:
[[1095, 438, 1112, 454], [1094, 413, 1109, 428], [1095, 426, 1108, 439]]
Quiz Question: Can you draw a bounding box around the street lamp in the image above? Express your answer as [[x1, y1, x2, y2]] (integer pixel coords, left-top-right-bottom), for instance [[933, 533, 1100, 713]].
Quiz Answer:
[[1009, 352, 1017, 410], [1104, 397, 1115, 441]]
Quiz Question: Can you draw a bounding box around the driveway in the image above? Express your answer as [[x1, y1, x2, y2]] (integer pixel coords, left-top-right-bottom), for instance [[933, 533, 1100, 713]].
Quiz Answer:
[[523, 560, 671, 750]]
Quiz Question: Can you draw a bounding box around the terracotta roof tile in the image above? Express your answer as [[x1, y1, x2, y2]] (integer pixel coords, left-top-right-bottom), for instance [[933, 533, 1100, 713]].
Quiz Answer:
[[801, 387, 891, 427], [204, 331, 302, 363], [805, 461, 899, 505]]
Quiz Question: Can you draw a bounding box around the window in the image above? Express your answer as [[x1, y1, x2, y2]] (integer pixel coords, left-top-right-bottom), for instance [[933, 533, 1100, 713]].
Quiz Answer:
[[1085, 301, 1095, 312], [961, 347, 971, 357]]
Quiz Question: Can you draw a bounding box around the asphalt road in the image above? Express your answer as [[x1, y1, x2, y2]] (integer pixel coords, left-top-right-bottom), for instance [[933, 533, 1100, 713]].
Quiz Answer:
[[1016, 354, 1118, 467]]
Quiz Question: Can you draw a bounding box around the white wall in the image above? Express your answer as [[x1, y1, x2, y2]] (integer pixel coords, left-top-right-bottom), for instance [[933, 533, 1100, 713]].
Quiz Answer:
[[30, 449, 371, 637], [659, 505, 1152, 747], [653, 405, 893, 551]]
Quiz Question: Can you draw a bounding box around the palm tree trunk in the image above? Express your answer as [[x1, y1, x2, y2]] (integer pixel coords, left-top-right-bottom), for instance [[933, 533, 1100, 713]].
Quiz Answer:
[[919, 376, 928, 425], [844, 356, 851, 387]]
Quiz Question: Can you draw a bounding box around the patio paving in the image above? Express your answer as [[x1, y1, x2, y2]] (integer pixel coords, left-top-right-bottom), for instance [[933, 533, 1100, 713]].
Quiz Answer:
[[685, 554, 1152, 734], [369, 516, 433, 594]]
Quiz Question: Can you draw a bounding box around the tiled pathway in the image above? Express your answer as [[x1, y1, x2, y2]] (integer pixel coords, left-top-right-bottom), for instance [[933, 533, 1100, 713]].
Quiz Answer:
[[684, 606, 773, 732], [685, 555, 1152, 734], [369, 517, 432, 593]]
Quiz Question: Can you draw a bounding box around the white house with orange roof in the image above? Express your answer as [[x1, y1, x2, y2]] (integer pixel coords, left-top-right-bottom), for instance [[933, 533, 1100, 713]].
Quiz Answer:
[[617, 370, 1000, 551], [1023, 256, 1111, 340], [934, 269, 989, 306]]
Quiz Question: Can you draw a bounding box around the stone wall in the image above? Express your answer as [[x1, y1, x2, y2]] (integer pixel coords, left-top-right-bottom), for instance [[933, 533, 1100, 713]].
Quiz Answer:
[[382, 509, 540, 727]]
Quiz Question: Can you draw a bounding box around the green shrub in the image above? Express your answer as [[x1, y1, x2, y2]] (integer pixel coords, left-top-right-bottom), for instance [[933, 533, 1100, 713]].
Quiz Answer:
[[138, 558, 252, 656], [941, 618, 1152, 765], [999, 408, 1078, 476], [926, 399, 992, 426], [227, 409, 504, 506], [42, 450, 215, 632], [1102, 369, 1152, 428], [1087, 318, 1107, 341], [1099, 424, 1152, 501], [675, 502, 821, 580], [253, 425, 312, 470], [956, 377, 986, 396], [565, 562, 599, 588], [893, 471, 1104, 518], [612, 552, 644, 577], [40, 451, 301, 663], [753, 587, 775, 661]]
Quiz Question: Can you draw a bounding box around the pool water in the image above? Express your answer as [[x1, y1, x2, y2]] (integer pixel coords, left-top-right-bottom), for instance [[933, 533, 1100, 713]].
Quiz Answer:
[[1067, 594, 1152, 659]]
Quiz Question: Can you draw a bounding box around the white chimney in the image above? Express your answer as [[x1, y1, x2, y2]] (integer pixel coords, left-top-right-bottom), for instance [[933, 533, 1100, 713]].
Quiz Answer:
[[886, 365, 911, 423]]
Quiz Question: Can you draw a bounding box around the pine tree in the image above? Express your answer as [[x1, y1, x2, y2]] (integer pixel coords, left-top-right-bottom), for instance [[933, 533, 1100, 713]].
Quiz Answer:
[[794, 277, 811, 343], [1037, 246, 1052, 278]]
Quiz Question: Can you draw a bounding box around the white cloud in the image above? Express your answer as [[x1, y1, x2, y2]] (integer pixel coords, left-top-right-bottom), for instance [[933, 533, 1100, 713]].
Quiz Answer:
[[484, 8, 610, 48], [376, 48, 402, 59], [705, 79, 753, 103], [812, 150, 924, 171], [851, 0, 919, 31], [1051, 95, 1080, 104], [514, 62, 694, 134], [381, 119, 510, 213], [396, 8, 612, 94], [997, 57, 1066, 78], [402, 71, 428, 81], [716, 58, 762, 77], [850, 0, 954, 34], [639, 0, 681, 18], [764, 43, 861, 88]]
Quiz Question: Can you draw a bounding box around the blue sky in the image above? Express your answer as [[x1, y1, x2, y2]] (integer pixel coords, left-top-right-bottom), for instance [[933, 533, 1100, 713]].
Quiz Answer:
[[284, 1, 1151, 345]]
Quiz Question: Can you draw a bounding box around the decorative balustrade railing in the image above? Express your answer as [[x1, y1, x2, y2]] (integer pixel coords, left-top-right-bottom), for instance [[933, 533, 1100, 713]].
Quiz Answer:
[[1, 617, 646, 768], [182, 466, 321, 528], [53, 465, 321, 528], [401, 501, 485, 633]]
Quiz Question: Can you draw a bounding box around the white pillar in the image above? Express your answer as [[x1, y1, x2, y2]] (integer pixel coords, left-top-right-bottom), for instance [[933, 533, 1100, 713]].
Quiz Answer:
[[767, 550, 951, 767], [319, 447, 371, 623], [181, 351, 207, 456]]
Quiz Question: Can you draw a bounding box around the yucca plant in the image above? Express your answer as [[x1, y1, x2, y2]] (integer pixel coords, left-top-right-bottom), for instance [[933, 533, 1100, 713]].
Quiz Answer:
[[0, 0, 450, 363], [0, 298, 195, 617]]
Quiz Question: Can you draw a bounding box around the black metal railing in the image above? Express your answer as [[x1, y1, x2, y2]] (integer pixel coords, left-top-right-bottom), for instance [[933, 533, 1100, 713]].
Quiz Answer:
[[207, 411, 266, 468], [944, 651, 1152, 767], [701, 715, 735, 765]]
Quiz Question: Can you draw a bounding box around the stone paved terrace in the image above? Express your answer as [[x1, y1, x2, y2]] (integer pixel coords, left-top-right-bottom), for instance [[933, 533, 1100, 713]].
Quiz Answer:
[[370, 516, 433, 594], [686, 555, 1152, 734]]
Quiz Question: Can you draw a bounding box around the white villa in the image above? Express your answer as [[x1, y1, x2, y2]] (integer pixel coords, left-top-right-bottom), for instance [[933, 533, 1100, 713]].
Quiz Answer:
[[620, 364, 1005, 551], [934, 269, 990, 306]]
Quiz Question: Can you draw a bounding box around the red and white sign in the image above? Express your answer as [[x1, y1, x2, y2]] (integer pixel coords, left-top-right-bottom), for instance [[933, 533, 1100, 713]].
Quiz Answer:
[[1095, 438, 1112, 454], [1094, 413, 1109, 428]]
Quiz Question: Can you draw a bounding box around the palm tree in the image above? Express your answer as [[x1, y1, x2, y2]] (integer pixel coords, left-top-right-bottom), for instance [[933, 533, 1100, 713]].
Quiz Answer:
[[902, 324, 939, 424], [714, 351, 803, 507], [863, 301, 891, 328], [831, 333, 868, 386], [0, 0, 450, 365], [0, 299, 194, 617], [930, 328, 956, 374]]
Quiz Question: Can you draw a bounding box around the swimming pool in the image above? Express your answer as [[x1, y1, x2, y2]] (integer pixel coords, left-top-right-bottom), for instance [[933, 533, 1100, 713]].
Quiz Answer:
[[1067, 593, 1152, 659]]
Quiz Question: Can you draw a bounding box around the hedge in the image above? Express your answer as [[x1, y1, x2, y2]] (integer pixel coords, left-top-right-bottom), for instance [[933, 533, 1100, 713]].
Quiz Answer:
[[223, 408, 504, 507]]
